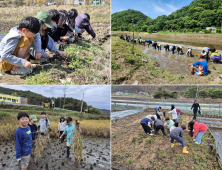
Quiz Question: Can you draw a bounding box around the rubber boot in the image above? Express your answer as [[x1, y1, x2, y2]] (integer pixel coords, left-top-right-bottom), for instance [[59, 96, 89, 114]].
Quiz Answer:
[[183, 146, 189, 154], [171, 143, 174, 148], [67, 147, 70, 158]]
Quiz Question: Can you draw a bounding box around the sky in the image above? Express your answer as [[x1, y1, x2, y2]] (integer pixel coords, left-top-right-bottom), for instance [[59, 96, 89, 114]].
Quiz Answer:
[[0, 85, 111, 110], [111, 0, 193, 19]]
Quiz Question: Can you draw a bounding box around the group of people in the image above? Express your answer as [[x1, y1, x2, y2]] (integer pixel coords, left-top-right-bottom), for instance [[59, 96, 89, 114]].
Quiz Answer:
[[15, 112, 77, 170], [119, 35, 222, 76], [140, 100, 208, 154], [0, 9, 96, 75]]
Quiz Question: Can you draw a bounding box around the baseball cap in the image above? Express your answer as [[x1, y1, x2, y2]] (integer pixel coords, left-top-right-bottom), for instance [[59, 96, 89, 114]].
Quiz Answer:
[[30, 115, 37, 121], [36, 11, 53, 28]]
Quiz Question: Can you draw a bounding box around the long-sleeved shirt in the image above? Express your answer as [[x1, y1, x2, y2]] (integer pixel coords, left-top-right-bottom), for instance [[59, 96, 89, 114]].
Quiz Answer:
[[170, 127, 184, 138], [63, 123, 75, 144], [157, 112, 164, 118], [141, 118, 152, 127], [145, 115, 157, 120], [154, 119, 164, 127], [168, 108, 177, 119], [0, 27, 41, 68], [58, 121, 67, 131], [29, 35, 58, 58], [191, 103, 200, 111], [38, 117, 50, 133], [14, 126, 32, 159], [193, 122, 208, 137], [164, 119, 175, 129], [75, 13, 96, 38], [54, 24, 72, 42], [28, 123, 37, 141], [192, 59, 208, 74], [155, 106, 160, 111]]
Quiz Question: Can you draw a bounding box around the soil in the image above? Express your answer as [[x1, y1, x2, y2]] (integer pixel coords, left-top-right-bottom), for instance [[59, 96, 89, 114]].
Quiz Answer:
[[111, 108, 220, 170], [0, 21, 110, 85], [0, 137, 110, 170]]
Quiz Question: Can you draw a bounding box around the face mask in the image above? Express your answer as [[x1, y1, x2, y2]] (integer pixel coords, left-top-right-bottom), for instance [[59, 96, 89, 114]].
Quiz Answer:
[[52, 22, 57, 28]]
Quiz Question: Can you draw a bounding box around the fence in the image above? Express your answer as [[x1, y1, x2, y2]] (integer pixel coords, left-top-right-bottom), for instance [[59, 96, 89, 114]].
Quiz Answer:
[[111, 101, 222, 117]]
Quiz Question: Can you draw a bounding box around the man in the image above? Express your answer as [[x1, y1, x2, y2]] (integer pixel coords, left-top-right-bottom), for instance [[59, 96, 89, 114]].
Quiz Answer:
[[191, 100, 201, 119], [189, 54, 208, 76]]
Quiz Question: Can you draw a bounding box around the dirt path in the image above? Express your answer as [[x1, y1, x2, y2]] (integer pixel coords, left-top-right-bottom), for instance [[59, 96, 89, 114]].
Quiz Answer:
[[111, 108, 220, 170], [0, 137, 110, 170]]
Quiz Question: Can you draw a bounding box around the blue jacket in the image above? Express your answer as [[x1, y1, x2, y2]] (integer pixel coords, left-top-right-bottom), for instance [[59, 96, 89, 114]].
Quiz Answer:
[[147, 40, 152, 44], [63, 123, 75, 144], [192, 59, 208, 74], [14, 126, 32, 159], [155, 106, 160, 111], [141, 118, 151, 124], [28, 124, 37, 141]]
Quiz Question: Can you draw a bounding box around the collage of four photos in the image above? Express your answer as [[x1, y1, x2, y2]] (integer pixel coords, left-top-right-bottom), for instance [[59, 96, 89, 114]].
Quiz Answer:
[[0, 0, 222, 169]]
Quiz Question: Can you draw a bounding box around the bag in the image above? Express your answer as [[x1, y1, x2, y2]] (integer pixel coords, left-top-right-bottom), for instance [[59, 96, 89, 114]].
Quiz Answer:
[[198, 110, 202, 115]]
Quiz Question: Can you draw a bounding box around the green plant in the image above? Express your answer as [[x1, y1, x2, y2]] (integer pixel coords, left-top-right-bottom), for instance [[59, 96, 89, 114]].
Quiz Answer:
[[213, 66, 216, 70], [125, 160, 132, 167], [113, 153, 120, 157], [111, 61, 120, 70]]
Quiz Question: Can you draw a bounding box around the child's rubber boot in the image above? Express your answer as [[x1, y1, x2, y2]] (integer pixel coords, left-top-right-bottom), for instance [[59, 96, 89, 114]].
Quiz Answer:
[[67, 146, 70, 158], [171, 143, 174, 148], [183, 146, 189, 154]]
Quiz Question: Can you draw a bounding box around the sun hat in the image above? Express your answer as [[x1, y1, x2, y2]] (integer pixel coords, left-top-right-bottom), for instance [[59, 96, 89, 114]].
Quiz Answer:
[[36, 11, 53, 28], [30, 115, 37, 121], [201, 51, 207, 56]]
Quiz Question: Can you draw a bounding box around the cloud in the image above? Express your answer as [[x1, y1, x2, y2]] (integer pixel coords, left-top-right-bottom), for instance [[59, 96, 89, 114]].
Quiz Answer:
[[152, 4, 171, 15], [165, 4, 178, 11], [0, 85, 111, 110]]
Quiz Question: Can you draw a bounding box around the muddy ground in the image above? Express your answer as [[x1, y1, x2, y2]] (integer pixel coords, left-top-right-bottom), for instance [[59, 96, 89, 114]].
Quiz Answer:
[[111, 108, 221, 170], [0, 137, 110, 170], [0, 21, 110, 85], [112, 34, 222, 85]]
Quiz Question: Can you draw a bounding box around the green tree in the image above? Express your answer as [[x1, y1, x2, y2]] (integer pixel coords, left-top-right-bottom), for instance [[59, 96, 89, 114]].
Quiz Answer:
[[199, 89, 208, 100], [183, 86, 197, 99]]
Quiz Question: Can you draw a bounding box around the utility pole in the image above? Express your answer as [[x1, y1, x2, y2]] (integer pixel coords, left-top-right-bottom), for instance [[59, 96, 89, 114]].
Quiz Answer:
[[80, 93, 84, 113], [132, 19, 134, 52], [63, 86, 67, 109], [60, 97, 61, 108]]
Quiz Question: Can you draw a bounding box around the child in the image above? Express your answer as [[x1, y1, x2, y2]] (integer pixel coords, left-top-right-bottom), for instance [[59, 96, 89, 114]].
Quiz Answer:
[[189, 120, 208, 144], [140, 117, 153, 136], [156, 111, 165, 120], [168, 104, 177, 122], [47, 9, 63, 46], [186, 48, 192, 57], [170, 125, 189, 154], [164, 117, 174, 131], [29, 11, 65, 62], [147, 40, 152, 48], [169, 45, 176, 54], [151, 116, 166, 137], [0, 16, 41, 75], [170, 121, 179, 132], [177, 46, 183, 55], [164, 44, 169, 51], [155, 106, 161, 113], [176, 108, 181, 121], [75, 13, 96, 39], [38, 112, 50, 136], [58, 115, 67, 143], [189, 54, 208, 76], [67, 9, 85, 37], [15, 112, 32, 170], [28, 115, 38, 151], [54, 10, 73, 42], [60, 117, 75, 158]]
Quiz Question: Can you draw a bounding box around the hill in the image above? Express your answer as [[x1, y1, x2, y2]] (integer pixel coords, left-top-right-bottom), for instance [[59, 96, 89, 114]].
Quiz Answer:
[[111, 0, 222, 33]]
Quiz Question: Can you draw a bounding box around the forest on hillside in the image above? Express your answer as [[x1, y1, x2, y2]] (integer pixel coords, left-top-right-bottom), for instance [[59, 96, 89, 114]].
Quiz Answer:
[[0, 87, 109, 115], [111, 0, 222, 33]]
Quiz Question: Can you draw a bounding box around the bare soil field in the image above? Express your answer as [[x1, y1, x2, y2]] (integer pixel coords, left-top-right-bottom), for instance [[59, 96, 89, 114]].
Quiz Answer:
[[111, 108, 221, 170]]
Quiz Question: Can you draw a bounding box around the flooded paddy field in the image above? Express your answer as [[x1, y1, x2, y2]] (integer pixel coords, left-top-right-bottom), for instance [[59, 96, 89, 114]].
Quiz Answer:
[[0, 137, 110, 170]]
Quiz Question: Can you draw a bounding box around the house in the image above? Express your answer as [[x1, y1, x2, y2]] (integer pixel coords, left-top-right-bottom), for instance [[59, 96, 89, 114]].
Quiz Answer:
[[206, 27, 217, 33], [0, 93, 27, 104], [74, 0, 83, 5]]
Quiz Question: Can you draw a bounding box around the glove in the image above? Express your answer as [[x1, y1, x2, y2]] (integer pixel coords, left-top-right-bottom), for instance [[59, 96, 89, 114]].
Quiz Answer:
[[59, 136, 62, 139], [17, 158, 21, 163]]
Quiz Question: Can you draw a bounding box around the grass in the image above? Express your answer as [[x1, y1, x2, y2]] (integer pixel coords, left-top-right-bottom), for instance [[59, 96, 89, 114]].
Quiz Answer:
[[25, 39, 110, 85], [111, 37, 188, 84], [0, 5, 110, 22]]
